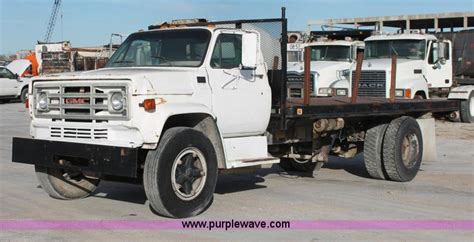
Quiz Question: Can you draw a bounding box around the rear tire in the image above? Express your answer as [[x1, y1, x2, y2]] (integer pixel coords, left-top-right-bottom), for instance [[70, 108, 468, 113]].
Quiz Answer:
[[144, 127, 218, 218], [35, 166, 100, 199], [364, 123, 389, 180], [382, 116, 423, 182], [278, 157, 322, 174], [460, 91, 473, 123]]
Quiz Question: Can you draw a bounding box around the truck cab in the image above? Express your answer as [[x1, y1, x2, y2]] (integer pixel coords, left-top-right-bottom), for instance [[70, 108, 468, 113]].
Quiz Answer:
[[359, 32, 452, 99], [28, 24, 272, 156], [287, 39, 364, 98]]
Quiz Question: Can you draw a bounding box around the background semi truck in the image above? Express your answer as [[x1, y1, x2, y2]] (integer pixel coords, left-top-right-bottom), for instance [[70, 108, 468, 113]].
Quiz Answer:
[[355, 30, 474, 123], [12, 9, 459, 218], [287, 39, 364, 98]]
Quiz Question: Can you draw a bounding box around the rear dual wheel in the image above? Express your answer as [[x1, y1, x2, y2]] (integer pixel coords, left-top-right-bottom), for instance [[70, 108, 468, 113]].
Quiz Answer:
[[364, 116, 423, 182], [279, 157, 324, 175], [460, 91, 474, 123]]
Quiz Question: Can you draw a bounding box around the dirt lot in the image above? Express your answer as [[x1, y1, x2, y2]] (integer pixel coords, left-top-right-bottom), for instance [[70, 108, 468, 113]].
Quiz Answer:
[[0, 102, 473, 241]]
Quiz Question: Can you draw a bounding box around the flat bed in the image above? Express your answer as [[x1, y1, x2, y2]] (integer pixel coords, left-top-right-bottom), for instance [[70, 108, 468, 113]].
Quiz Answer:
[[284, 97, 459, 119]]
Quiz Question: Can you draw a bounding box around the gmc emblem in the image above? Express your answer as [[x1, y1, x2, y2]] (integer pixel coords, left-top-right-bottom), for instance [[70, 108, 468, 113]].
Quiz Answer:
[[64, 98, 89, 104]]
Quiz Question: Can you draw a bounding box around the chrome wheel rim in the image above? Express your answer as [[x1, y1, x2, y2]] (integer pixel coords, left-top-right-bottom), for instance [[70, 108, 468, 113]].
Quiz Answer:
[[400, 132, 419, 168], [171, 147, 207, 201]]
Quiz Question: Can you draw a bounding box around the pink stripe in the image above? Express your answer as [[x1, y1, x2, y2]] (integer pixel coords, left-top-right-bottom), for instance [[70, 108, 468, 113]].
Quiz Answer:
[[0, 220, 472, 230], [290, 220, 474, 230]]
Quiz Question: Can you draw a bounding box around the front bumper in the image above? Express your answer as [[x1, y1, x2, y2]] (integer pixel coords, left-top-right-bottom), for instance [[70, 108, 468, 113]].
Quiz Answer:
[[12, 137, 139, 178]]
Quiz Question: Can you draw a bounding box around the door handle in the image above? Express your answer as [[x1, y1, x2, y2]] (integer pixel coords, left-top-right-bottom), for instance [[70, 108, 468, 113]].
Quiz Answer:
[[252, 74, 264, 79]]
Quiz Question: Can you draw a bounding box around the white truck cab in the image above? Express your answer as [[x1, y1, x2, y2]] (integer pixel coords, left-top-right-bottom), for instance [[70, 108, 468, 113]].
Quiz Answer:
[[359, 33, 451, 99], [287, 39, 364, 97], [28, 26, 273, 161]]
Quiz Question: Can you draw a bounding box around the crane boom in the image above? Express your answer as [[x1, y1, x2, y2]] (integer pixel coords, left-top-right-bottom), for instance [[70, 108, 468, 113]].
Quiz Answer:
[[44, 0, 62, 42]]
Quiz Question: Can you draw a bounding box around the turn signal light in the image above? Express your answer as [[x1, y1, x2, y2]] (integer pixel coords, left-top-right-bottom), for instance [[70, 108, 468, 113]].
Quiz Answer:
[[142, 99, 156, 111], [405, 89, 412, 99]]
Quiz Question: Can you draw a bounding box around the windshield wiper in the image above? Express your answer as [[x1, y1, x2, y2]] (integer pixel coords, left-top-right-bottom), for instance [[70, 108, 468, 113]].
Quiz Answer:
[[112, 60, 133, 64], [152, 56, 173, 62]]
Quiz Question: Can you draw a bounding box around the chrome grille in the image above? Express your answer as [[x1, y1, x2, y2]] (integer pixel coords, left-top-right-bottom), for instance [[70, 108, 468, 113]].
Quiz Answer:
[[352, 71, 386, 97], [286, 73, 314, 98], [34, 81, 129, 121], [50, 127, 108, 140]]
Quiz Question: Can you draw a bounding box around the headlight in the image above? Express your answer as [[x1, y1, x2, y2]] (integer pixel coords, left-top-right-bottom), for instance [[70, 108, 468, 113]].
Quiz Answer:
[[37, 92, 48, 111], [110, 92, 125, 111], [395, 89, 404, 97], [335, 88, 348, 96], [318, 88, 332, 96]]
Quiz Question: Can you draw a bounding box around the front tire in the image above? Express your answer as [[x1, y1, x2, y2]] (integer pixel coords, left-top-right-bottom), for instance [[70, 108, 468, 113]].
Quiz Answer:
[[144, 127, 218, 218], [382, 116, 423, 182], [460, 91, 474, 123], [35, 166, 100, 199]]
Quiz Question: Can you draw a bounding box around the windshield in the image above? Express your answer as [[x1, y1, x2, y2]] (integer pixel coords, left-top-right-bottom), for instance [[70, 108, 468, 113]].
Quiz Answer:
[[106, 29, 211, 68], [287, 50, 302, 62], [310, 45, 351, 62], [365, 39, 426, 59]]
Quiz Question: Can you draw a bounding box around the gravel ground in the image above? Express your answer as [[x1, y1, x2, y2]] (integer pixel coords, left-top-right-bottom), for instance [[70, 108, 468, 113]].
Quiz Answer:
[[0, 102, 473, 241]]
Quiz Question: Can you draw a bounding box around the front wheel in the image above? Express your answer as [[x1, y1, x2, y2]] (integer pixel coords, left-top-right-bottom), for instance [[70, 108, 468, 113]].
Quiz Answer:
[[460, 91, 474, 123], [35, 166, 100, 199], [143, 127, 218, 218]]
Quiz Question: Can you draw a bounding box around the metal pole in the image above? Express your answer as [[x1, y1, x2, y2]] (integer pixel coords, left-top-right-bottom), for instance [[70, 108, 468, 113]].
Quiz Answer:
[[303, 46, 311, 105], [351, 52, 363, 104], [280, 7, 288, 130], [389, 54, 397, 102]]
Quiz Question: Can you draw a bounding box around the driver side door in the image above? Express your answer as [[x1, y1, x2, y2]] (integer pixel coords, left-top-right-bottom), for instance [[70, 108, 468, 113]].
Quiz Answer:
[[425, 40, 452, 88], [206, 32, 266, 137]]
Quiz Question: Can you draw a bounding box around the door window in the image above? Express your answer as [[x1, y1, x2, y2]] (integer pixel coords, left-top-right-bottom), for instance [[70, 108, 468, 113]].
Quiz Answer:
[[211, 34, 242, 69], [0, 68, 15, 79]]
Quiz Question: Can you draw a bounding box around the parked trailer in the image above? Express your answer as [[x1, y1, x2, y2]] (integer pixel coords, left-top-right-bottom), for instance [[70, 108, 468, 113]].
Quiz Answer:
[[12, 8, 459, 218]]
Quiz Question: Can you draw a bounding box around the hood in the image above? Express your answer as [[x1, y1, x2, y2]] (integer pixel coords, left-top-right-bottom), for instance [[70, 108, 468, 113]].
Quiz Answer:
[[288, 61, 352, 90], [361, 58, 424, 72], [7, 59, 31, 76], [34, 67, 199, 95]]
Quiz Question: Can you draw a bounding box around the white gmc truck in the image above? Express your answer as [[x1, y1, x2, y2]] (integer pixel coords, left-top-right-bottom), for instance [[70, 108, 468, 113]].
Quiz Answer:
[[12, 11, 461, 218]]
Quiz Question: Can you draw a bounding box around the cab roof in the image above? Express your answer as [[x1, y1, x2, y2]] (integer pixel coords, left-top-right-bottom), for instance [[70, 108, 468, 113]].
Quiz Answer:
[[365, 33, 437, 41], [306, 40, 364, 47]]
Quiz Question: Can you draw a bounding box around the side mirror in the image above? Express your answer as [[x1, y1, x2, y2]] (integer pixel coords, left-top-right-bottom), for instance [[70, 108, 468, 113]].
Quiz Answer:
[[13, 74, 20, 81], [241, 32, 258, 70]]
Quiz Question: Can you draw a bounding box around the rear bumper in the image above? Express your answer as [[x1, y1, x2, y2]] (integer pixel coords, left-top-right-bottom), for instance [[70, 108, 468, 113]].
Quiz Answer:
[[11, 137, 139, 178]]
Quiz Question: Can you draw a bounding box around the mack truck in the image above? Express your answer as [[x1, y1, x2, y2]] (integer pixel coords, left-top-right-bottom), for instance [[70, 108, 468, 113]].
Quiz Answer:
[[12, 9, 460, 218], [287, 39, 364, 98], [355, 31, 474, 123]]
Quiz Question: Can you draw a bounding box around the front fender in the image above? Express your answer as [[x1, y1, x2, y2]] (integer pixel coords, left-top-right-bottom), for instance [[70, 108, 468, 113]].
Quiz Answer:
[[396, 78, 429, 99], [130, 100, 217, 145]]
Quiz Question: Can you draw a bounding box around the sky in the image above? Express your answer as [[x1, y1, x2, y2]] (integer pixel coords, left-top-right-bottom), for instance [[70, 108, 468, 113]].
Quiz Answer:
[[1, 0, 473, 55]]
